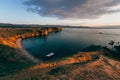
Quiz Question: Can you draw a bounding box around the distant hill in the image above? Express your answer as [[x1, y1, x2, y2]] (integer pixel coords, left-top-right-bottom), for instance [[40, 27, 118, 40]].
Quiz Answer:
[[0, 23, 44, 28], [62, 26, 91, 28], [0, 23, 90, 28], [0, 23, 120, 29], [92, 25, 120, 29]]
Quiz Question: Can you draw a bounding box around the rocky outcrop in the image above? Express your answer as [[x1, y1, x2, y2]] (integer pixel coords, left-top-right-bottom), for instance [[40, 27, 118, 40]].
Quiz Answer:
[[30, 52, 98, 70], [0, 27, 62, 48]]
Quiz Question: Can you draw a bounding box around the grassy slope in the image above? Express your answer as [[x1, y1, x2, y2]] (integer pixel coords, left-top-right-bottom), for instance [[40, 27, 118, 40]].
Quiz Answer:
[[0, 29, 33, 37], [0, 44, 34, 77], [1, 50, 120, 80], [0, 29, 35, 77]]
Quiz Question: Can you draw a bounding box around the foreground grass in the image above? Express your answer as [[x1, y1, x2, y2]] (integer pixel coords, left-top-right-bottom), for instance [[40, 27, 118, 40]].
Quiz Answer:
[[0, 44, 34, 77], [0, 45, 120, 80], [2, 50, 120, 80]]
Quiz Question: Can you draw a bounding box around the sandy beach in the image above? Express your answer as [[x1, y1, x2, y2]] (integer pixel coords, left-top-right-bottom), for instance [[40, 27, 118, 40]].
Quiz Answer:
[[16, 38, 39, 63]]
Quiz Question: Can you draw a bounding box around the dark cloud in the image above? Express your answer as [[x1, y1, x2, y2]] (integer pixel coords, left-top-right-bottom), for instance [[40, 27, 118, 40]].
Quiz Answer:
[[24, 0, 120, 19]]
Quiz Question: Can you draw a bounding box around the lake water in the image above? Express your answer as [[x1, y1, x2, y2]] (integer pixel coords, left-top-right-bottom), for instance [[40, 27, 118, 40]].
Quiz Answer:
[[22, 28, 120, 60]]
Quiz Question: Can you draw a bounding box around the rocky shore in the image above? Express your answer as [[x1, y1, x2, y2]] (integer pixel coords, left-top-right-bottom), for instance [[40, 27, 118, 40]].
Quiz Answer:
[[0, 27, 62, 48], [0, 27, 62, 63], [0, 26, 62, 77]]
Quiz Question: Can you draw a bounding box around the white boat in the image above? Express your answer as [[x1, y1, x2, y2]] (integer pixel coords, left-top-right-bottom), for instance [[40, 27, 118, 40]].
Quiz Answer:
[[46, 52, 54, 57], [99, 32, 103, 34]]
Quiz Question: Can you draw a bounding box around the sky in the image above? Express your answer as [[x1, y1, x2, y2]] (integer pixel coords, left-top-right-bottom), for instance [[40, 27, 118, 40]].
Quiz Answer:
[[0, 0, 120, 26]]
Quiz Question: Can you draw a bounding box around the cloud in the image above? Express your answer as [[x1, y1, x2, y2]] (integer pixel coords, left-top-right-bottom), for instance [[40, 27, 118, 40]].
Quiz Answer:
[[24, 0, 120, 19]]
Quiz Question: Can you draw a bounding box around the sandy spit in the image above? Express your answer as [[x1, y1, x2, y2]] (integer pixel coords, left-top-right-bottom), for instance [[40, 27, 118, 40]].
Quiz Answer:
[[16, 38, 39, 63]]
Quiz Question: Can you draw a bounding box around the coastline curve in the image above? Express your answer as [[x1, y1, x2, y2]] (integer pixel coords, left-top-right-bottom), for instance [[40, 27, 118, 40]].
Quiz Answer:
[[16, 38, 40, 63]]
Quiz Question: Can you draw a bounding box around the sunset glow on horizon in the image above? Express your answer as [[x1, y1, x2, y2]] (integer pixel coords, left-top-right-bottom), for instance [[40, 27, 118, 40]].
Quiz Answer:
[[0, 0, 120, 27]]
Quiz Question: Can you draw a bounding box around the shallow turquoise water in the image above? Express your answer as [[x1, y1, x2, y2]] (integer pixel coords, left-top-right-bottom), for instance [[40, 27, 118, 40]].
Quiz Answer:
[[22, 28, 120, 60]]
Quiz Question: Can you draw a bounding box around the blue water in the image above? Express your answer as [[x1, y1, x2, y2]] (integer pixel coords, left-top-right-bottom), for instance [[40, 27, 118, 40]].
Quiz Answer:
[[22, 28, 120, 60]]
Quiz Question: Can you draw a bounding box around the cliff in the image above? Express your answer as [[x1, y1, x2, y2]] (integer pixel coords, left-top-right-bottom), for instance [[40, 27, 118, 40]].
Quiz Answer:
[[0, 27, 62, 48], [0, 27, 62, 77]]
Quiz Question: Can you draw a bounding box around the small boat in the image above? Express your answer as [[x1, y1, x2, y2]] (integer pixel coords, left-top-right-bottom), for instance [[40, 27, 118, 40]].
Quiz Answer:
[[46, 52, 54, 57], [99, 32, 103, 34]]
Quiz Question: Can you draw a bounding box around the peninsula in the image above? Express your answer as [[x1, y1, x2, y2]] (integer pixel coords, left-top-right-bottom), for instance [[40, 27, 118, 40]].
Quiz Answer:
[[0, 25, 120, 80]]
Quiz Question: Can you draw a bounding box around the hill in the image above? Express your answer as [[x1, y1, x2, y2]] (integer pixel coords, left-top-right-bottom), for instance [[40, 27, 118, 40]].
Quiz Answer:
[[1, 48, 120, 80]]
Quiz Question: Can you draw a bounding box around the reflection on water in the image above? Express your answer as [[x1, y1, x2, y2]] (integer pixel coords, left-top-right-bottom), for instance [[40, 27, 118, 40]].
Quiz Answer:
[[22, 28, 120, 60]]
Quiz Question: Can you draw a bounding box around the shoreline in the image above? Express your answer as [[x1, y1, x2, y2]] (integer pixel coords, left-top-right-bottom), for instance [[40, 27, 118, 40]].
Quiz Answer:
[[16, 38, 39, 63]]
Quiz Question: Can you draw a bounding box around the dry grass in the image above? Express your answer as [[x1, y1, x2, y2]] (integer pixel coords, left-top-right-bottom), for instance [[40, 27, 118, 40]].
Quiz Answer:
[[1, 51, 120, 80]]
